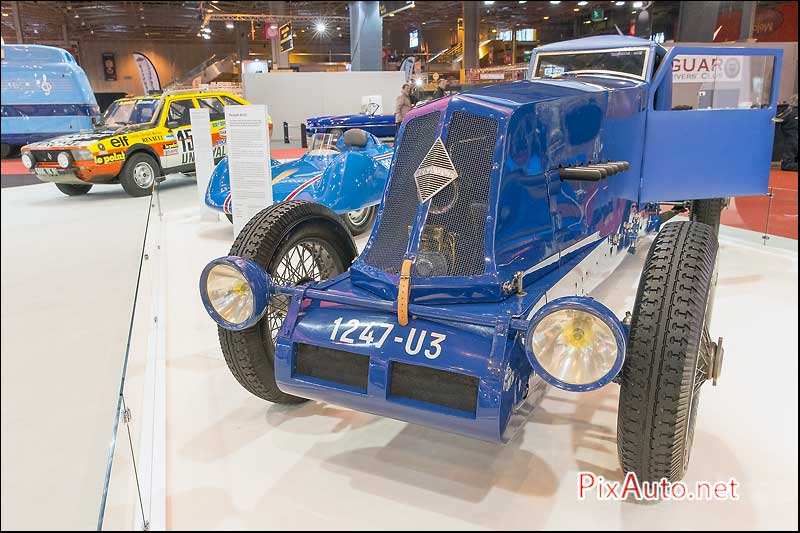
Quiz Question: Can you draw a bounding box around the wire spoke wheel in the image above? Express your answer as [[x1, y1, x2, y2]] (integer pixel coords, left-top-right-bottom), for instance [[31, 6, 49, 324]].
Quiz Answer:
[[263, 238, 338, 345]]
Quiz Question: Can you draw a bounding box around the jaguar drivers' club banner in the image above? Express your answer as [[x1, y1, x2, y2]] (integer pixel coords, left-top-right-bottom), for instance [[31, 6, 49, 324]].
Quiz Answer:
[[132, 52, 161, 94], [672, 55, 744, 84]]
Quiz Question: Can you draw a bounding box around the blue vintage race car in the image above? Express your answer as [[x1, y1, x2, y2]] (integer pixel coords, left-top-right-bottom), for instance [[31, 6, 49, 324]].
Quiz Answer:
[[200, 36, 781, 484], [205, 129, 393, 235], [305, 102, 396, 139]]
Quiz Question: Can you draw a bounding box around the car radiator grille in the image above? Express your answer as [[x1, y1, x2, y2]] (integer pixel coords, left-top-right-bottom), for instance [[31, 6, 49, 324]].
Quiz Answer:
[[30, 150, 63, 163], [418, 111, 498, 278], [362, 111, 440, 274]]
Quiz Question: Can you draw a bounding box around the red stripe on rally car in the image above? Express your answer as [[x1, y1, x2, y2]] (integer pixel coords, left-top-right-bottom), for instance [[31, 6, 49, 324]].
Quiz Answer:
[[374, 153, 393, 160], [286, 173, 323, 200], [223, 193, 232, 214]]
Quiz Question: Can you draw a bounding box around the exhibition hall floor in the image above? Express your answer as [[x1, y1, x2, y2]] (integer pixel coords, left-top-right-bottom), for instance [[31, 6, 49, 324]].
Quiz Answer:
[[2, 178, 798, 530]]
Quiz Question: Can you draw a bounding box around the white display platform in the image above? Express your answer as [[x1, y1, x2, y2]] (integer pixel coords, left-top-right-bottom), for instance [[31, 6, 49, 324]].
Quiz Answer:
[[2, 179, 797, 530], [154, 184, 797, 530]]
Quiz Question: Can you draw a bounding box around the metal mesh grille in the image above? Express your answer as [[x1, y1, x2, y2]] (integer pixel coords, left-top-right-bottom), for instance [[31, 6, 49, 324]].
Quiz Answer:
[[363, 111, 440, 274], [417, 111, 498, 278]]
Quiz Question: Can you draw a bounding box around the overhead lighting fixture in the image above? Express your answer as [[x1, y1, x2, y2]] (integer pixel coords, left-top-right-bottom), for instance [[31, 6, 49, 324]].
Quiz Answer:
[[207, 8, 214, 13], [202, 33, 211, 39], [549, 1, 561, 4], [519, 1, 527, 3], [203, 26, 211, 33], [574, 8, 580, 11], [632, 1, 643, 7], [226, 22, 234, 29], [578, 1, 588, 5], [336, 26, 341, 30], [484, 1, 495, 4], [543, 16, 550, 20], [315, 21, 327, 33], [584, 20, 592, 24], [492, 28, 497, 33], [2, 12, 8, 17], [74, 13, 80, 18], [615, 1, 625, 5]]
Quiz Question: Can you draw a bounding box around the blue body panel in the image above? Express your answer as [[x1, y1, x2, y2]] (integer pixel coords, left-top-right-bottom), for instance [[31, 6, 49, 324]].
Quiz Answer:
[[205, 132, 394, 215], [1, 45, 99, 147], [306, 113, 396, 138]]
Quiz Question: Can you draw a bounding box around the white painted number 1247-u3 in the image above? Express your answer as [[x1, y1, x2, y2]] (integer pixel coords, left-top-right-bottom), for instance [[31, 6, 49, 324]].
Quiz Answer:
[[329, 317, 447, 359]]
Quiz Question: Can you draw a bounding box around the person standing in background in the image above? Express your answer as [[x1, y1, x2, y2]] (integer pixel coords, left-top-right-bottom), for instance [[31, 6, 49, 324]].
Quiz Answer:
[[432, 78, 448, 99], [394, 83, 412, 138]]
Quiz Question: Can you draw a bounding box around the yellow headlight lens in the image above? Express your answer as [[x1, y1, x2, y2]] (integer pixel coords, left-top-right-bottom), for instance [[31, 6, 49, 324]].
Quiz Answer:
[[206, 264, 254, 325], [531, 308, 618, 385]]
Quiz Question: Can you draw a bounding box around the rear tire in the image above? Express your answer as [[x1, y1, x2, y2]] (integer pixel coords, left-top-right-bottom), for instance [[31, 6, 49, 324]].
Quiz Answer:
[[617, 221, 718, 482], [218, 201, 357, 404], [690, 198, 725, 237], [340, 205, 377, 236], [55, 183, 93, 196], [120, 152, 160, 197]]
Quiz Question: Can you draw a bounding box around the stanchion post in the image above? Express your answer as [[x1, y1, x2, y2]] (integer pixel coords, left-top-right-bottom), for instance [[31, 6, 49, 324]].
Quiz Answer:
[[300, 123, 308, 148]]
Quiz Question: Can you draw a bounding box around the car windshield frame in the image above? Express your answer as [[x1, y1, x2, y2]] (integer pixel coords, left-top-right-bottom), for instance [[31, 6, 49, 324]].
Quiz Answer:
[[531, 46, 652, 81], [101, 98, 163, 127]]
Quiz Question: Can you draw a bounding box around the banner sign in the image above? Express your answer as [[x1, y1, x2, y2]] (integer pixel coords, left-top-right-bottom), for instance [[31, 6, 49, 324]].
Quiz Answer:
[[672, 55, 744, 84], [132, 52, 161, 94]]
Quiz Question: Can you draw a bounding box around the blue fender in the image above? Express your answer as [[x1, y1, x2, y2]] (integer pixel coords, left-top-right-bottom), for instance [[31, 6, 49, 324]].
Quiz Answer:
[[292, 151, 389, 213]]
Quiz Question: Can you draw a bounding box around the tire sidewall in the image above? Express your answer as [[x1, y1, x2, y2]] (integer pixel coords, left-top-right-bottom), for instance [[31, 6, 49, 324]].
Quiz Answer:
[[120, 152, 159, 197]]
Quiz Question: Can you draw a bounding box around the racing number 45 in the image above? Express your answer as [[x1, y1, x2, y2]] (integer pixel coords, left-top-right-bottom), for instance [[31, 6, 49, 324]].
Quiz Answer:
[[329, 317, 447, 359]]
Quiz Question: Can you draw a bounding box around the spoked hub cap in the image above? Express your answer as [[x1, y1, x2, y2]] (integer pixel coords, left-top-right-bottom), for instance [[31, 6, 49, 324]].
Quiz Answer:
[[347, 208, 370, 226], [264, 239, 338, 344], [133, 161, 155, 188]]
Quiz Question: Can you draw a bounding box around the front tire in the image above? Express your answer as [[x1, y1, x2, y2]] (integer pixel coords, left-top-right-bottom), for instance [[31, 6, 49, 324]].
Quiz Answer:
[[617, 221, 718, 482], [690, 198, 725, 237], [55, 183, 93, 196], [218, 201, 357, 404], [340, 205, 377, 236], [120, 152, 160, 197]]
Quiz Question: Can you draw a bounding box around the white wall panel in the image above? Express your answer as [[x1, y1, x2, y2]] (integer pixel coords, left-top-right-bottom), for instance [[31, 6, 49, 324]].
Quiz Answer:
[[243, 71, 406, 139]]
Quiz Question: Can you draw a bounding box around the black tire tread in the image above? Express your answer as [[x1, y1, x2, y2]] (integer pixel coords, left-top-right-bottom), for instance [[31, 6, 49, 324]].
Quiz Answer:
[[218, 200, 357, 404], [690, 198, 725, 236], [55, 183, 93, 196], [617, 221, 718, 482]]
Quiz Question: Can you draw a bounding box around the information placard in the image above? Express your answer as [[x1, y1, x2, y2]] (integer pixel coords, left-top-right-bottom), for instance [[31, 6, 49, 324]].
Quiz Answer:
[[224, 104, 272, 235], [189, 107, 215, 216]]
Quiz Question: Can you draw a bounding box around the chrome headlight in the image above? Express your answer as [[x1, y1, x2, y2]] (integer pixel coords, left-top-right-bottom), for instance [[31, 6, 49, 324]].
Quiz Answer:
[[199, 256, 272, 330], [21, 152, 35, 169], [525, 297, 626, 391], [57, 151, 72, 168]]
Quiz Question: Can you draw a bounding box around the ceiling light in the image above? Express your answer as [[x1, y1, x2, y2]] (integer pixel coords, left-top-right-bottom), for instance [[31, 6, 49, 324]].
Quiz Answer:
[[574, 8, 580, 11], [543, 16, 550, 20], [492, 28, 497, 33], [74, 13, 80, 18], [315, 22, 327, 33], [203, 27, 211, 33], [615, 1, 625, 5], [2, 12, 8, 17], [584, 20, 592, 24], [549, 1, 561, 4], [338, 33, 342, 37], [336, 26, 341, 30], [202, 33, 211, 39], [519, 0, 527, 3], [207, 8, 214, 13], [226, 22, 234, 29], [633, 1, 643, 6], [484, 1, 495, 4], [578, 1, 588, 5]]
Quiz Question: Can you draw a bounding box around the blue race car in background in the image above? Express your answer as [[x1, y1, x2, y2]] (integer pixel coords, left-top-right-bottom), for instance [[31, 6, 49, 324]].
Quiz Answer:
[[205, 129, 393, 235], [305, 102, 396, 139]]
